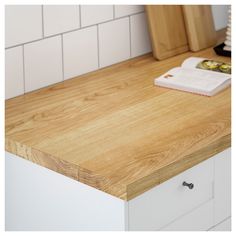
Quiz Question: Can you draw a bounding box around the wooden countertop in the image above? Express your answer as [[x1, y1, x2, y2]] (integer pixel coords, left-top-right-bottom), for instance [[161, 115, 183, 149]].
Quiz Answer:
[[5, 48, 231, 200]]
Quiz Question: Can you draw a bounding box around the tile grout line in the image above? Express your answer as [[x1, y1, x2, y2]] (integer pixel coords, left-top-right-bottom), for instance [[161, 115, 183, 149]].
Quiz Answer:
[[113, 5, 115, 19], [41, 5, 45, 38], [5, 11, 145, 50], [79, 5, 82, 28], [6, 9, 146, 97], [22, 45, 26, 94], [97, 25, 100, 68], [129, 16, 132, 59], [61, 34, 65, 81]]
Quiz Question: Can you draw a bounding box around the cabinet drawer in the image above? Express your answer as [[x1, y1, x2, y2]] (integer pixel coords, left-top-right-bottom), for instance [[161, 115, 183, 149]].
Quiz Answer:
[[162, 200, 214, 231], [210, 217, 231, 231], [128, 158, 214, 230]]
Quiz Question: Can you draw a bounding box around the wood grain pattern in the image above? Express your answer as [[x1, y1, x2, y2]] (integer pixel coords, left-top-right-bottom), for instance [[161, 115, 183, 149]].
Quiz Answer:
[[5, 48, 231, 200], [145, 5, 189, 60], [216, 27, 227, 44], [183, 5, 217, 51]]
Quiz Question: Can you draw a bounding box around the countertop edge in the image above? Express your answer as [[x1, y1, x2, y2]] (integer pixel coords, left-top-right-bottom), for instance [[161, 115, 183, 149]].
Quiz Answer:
[[126, 134, 231, 200], [5, 134, 230, 201], [5, 137, 128, 200]]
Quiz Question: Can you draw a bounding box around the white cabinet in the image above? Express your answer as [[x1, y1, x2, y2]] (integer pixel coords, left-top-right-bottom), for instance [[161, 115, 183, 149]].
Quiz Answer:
[[128, 157, 214, 230], [162, 200, 214, 231], [5, 148, 231, 231], [210, 217, 231, 231], [214, 148, 231, 225], [5, 152, 126, 231]]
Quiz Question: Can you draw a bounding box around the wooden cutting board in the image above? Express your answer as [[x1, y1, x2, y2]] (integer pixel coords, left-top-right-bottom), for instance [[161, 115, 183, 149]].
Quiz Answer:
[[145, 5, 189, 60], [182, 5, 217, 51]]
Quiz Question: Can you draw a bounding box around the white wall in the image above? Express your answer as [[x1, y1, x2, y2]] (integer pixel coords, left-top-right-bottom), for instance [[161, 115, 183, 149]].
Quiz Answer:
[[211, 5, 230, 30], [5, 5, 229, 99]]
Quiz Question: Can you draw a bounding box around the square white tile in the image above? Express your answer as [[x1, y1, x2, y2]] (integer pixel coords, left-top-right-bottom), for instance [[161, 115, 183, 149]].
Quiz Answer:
[[63, 26, 98, 80], [24, 36, 63, 92], [114, 5, 144, 18], [5, 5, 42, 47], [130, 13, 151, 58], [80, 5, 113, 27], [99, 17, 130, 68], [5, 46, 24, 99], [43, 5, 80, 37]]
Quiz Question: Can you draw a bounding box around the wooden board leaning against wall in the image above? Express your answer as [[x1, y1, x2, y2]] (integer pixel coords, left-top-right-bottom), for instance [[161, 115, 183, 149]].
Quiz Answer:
[[183, 5, 217, 51], [145, 5, 189, 60], [145, 5, 219, 60]]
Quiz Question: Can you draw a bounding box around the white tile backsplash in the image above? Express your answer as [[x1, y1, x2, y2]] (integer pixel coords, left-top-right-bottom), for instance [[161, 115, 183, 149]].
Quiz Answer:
[[130, 13, 151, 58], [81, 5, 113, 27], [63, 26, 98, 80], [114, 5, 144, 18], [5, 5, 229, 99], [99, 17, 130, 68], [24, 36, 63, 92], [5, 5, 43, 48], [43, 5, 80, 37], [5, 47, 24, 99]]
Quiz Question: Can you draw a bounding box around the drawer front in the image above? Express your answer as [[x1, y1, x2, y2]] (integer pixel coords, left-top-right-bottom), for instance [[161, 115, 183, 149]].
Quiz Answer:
[[162, 200, 214, 231], [210, 217, 231, 231], [128, 157, 214, 230]]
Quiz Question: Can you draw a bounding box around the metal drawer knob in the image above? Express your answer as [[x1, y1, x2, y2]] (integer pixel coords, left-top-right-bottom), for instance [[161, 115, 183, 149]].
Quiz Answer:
[[183, 181, 194, 189]]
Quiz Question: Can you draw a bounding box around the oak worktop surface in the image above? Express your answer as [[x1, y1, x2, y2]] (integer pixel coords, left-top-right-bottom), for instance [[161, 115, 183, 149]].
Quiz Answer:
[[5, 48, 231, 200]]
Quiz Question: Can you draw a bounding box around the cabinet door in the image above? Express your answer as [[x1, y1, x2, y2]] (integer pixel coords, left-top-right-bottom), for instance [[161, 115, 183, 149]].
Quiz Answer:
[[5, 152, 127, 230], [162, 200, 214, 231], [128, 157, 214, 230], [214, 148, 231, 225], [210, 217, 231, 231], [145, 5, 189, 60]]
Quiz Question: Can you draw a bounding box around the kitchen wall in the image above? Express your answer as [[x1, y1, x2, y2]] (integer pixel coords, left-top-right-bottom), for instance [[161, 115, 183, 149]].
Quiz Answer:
[[5, 5, 229, 99], [212, 5, 229, 30]]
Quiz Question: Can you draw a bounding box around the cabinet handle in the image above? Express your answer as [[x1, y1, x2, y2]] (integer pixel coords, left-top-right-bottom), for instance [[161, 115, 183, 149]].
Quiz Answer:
[[182, 181, 194, 189]]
